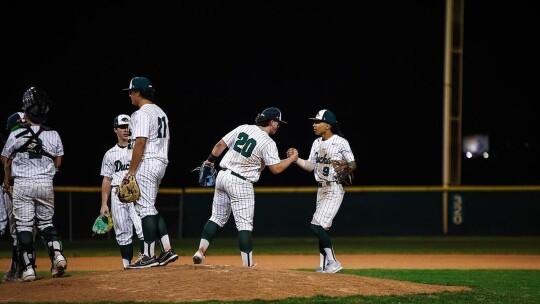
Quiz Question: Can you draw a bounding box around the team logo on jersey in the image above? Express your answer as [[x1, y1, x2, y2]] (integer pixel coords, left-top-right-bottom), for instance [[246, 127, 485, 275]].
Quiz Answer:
[[114, 160, 130, 172], [314, 152, 332, 164]]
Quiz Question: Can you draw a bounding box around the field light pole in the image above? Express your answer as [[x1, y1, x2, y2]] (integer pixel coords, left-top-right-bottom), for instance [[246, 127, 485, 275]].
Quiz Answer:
[[442, 0, 464, 235]]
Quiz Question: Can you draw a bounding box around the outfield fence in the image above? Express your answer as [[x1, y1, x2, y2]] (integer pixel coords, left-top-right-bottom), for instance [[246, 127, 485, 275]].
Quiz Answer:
[[48, 185, 540, 241]]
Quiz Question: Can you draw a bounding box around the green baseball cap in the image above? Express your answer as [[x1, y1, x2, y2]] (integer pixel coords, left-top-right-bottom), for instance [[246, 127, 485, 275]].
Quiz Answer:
[[309, 109, 337, 124], [113, 114, 130, 128], [6, 112, 25, 132], [122, 77, 153, 91]]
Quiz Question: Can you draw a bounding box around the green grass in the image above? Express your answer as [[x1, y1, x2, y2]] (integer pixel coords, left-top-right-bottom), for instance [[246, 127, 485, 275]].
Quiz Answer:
[[2, 236, 539, 257], [1, 236, 539, 303]]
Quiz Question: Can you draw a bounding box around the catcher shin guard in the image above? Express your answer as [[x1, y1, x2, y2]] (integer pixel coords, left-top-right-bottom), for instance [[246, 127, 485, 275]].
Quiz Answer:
[[17, 231, 36, 270], [40, 226, 64, 260]]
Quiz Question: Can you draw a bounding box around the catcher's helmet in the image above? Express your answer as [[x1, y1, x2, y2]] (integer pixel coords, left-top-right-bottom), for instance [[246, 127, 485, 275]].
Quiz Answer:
[[22, 86, 51, 124]]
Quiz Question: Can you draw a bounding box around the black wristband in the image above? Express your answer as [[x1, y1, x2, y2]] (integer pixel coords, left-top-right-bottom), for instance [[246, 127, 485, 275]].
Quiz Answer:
[[207, 153, 217, 162]]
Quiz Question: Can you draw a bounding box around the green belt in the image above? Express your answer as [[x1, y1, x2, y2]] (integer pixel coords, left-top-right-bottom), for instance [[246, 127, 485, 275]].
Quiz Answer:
[[221, 168, 247, 181]]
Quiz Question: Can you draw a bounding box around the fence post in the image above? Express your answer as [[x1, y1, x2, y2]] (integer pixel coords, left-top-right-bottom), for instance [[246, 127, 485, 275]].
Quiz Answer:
[[68, 191, 73, 242], [178, 187, 184, 238]]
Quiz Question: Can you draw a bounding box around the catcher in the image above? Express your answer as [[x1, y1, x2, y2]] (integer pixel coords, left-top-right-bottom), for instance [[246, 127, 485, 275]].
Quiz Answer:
[[287, 109, 356, 274]]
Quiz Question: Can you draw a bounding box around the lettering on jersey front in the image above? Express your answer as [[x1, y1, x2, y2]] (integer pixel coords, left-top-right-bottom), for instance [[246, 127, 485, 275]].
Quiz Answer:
[[114, 160, 130, 172], [233, 132, 257, 157], [314, 152, 332, 176]]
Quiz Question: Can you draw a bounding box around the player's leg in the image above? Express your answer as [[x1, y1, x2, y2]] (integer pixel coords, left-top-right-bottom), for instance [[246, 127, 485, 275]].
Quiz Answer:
[[128, 161, 161, 268], [13, 179, 37, 281], [228, 177, 255, 267], [310, 185, 345, 273], [2, 193, 20, 282], [35, 181, 67, 278], [194, 172, 230, 264], [128, 201, 145, 263], [156, 214, 178, 266], [112, 196, 135, 269]]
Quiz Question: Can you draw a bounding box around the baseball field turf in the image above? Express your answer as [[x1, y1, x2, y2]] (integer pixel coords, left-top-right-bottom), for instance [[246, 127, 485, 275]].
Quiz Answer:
[[0, 236, 539, 303]]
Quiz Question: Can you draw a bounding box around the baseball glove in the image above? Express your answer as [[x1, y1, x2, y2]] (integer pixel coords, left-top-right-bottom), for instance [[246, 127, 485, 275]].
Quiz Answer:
[[192, 162, 217, 187], [118, 173, 140, 203], [92, 214, 113, 236], [332, 160, 354, 185]]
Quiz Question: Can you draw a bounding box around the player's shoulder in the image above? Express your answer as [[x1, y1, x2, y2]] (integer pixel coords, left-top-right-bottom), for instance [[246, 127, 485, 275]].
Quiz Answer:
[[331, 134, 349, 143], [105, 144, 121, 154]]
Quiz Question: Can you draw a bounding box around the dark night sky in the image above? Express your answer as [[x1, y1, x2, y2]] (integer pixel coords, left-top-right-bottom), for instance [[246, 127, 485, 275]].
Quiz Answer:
[[2, 1, 539, 187]]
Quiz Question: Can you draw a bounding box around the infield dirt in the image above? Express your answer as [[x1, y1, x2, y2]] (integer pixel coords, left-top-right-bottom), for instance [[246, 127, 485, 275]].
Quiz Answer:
[[1, 254, 538, 302]]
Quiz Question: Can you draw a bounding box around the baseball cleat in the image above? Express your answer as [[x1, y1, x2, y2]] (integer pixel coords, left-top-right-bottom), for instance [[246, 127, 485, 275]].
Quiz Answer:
[[52, 255, 67, 278], [21, 268, 36, 282], [193, 250, 205, 265], [315, 266, 325, 273], [323, 260, 343, 273], [2, 269, 20, 282], [126, 254, 159, 269], [157, 249, 179, 266]]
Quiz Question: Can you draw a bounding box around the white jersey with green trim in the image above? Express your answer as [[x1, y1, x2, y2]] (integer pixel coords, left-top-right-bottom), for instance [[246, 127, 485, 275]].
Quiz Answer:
[[127, 104, 169, 163], [308, 134, 355, 183], [100, 144, 130, 186], [1, 125, 63, 180], [219, 124, 280, 183]]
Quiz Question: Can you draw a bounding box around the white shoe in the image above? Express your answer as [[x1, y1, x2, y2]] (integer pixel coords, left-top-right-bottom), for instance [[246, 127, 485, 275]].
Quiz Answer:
[[21, 268, 36, 282], [315, 266, 325, 273], [193, 250, 205, 264], [52, 255, 67, 278], [324, 260, 343, 273]]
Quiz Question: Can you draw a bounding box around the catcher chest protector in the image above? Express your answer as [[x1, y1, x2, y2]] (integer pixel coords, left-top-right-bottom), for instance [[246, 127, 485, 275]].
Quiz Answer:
[[9, 125, 55, 160]]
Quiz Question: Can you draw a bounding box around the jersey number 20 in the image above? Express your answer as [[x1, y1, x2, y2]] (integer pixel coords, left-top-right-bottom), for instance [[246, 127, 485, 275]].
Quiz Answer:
[[233, 132, 256, 157]]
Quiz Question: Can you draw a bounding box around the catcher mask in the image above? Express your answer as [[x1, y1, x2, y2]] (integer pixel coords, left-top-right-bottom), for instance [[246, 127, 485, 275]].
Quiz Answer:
[[22, 86, 51, 124]]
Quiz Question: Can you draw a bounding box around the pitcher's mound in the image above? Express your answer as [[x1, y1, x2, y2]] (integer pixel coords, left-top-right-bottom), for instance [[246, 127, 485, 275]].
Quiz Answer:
[[0, 263, 471, 302]]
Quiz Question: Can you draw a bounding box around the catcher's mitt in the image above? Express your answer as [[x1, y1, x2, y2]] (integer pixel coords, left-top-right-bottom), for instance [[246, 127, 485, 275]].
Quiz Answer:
[[192, 162, 217, 187], [92, 214, 113, 236], [118, 173, 140, 203], [331, 160, 354, 185]]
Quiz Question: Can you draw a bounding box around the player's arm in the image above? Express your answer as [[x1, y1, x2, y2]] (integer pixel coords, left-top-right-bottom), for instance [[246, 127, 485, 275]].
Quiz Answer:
[[204, 139, 228, 165], [100, 176, 112, 216], [295, 158, 315, 172], [128, 137, 147, 175], [286, 148, 314, 172], [54, 156, 62, 171], [267, 149, 298, 174], [2, 157, 13, 192]]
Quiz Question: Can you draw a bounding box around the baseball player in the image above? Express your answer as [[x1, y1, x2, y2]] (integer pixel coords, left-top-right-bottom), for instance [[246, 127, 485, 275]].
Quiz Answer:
[[1, 87, 67, 282], [122, 77, 178, 269], [287, 109, 356, 273], [1, 112, 26, 282], [192, 107, 298, 267], [99, 114, 145, 269]]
